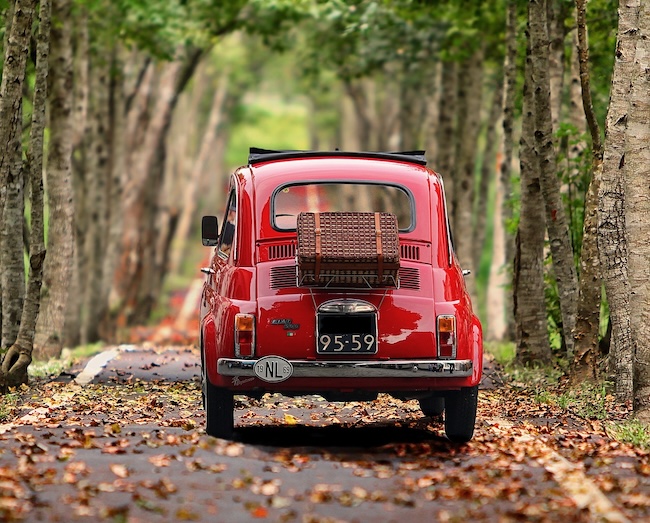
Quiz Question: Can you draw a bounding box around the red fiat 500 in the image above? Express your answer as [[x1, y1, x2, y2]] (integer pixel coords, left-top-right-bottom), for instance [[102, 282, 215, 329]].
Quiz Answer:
[[200, 148, 483, 442]]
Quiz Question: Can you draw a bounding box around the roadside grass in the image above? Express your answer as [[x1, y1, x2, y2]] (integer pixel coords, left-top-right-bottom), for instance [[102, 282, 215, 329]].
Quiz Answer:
[[28, 342, 105, 379], [0, 391, 20, 423], [485, 340, 650, 448], [606, 418, 650, 449]]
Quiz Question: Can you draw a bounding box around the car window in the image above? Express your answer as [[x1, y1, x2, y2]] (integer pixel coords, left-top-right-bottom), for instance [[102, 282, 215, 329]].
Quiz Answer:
[[218, 191, 237, 257], [272, 183, 413, 231]]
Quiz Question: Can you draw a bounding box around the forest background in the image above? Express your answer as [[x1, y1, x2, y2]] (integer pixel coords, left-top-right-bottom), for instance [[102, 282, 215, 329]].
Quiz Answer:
[[1, 0, 649, 421]]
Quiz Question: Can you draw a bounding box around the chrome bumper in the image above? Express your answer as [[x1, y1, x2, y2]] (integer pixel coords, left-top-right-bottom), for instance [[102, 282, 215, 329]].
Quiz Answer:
[[217, 358, 473, 379]]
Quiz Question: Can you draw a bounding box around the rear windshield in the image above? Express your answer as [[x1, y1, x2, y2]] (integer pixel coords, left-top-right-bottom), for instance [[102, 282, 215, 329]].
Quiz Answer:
[[272, 182, 414, 231]]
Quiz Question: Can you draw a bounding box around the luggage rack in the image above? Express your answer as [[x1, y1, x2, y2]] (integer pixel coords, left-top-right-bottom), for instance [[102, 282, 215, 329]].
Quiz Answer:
[[249, 147, 427, 166]]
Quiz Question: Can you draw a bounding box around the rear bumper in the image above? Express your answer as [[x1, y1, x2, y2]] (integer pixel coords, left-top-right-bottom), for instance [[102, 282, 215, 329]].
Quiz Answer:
[[217, 358, 473, 379]]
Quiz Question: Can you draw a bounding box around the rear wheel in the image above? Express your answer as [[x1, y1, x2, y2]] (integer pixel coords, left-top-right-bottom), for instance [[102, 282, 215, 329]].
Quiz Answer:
[[418, 396, 444, 417], [444, 386, 478, 443], [201, 349, 234, 439]]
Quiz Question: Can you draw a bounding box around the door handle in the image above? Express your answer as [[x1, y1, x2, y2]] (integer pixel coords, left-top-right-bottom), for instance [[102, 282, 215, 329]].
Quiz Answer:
[[201, 267, 215, 275]]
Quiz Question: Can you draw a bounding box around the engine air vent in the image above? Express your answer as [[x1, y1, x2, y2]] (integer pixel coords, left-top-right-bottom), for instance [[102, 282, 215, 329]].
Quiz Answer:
[[270, 265, 297, 289], [400, 244, 421, 261], [268, 243, 296, 260], [398, 267, 420, 290]]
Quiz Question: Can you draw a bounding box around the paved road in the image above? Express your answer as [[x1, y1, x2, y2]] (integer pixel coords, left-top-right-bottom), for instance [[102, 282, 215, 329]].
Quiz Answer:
[[0, 345, 646, 522]]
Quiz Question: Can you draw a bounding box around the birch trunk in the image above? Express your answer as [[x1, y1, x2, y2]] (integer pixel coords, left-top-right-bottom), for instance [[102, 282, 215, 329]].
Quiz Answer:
[[625, 1, 650, 421], [514, 27, 551, 364], [571, 0, 604, 383], [63, 10, 92, 348], [2, 0, 50, 386], [435, 61, 457, 215], [80, 57, 110, 344], [33, 0, 75, 359], [529, 0, 578, 358], [453, 48, 484, 301], [0, 0, 35, 352], [598, 0, 638, 402], [500, 0, 518, 341], [473, 76, 504, 273]]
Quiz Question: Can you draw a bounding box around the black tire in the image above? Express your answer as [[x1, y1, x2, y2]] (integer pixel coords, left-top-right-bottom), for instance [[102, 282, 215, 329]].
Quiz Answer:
[[444, 385, 478, 443], [202, 364, 235, 439], [418, 396, 444, 417]]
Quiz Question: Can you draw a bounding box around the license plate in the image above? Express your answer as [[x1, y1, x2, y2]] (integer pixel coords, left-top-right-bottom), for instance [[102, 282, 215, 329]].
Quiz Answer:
[[317, 333, 377, 354]]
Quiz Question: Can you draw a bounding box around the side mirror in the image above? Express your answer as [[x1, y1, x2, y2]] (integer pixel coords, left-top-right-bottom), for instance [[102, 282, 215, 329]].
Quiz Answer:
[[202, 216, 219, 246]]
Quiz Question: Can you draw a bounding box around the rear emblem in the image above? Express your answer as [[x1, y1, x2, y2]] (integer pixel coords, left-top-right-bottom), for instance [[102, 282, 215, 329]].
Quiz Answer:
[[254, 356, 293, 383], [271, 318, 300, 330]]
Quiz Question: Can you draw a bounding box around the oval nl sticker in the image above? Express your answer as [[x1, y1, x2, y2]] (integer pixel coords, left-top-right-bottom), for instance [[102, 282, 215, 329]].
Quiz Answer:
[[254, 356, 293, 383]]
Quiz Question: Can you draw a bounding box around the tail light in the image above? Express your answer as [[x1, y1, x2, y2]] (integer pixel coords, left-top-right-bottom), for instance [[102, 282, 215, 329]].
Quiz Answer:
[[437, 315, 456, 359], [235, 314, 255, 357]]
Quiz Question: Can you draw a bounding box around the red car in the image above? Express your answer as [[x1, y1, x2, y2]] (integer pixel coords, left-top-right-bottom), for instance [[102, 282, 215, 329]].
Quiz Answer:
[[200, 148, 483, 442]]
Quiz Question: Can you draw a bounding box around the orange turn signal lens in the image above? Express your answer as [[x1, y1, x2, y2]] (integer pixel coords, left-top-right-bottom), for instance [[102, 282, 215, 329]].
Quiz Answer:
[[438, 316, 455, 333], [235, 314, 254, 332]]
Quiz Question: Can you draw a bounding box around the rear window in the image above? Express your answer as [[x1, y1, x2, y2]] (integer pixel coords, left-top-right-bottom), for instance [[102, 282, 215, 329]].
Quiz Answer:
[[272, 182, 414, 231]]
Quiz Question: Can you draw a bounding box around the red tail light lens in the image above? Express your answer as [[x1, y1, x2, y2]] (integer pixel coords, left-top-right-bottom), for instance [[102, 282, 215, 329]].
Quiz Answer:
[[235, 314, 255, 357], [437, 315, 456, 359]]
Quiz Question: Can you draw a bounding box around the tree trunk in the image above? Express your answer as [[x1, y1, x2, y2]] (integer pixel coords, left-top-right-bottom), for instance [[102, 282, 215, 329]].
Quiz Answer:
[[97, 48, 127, 341], [571, 0, 604, 384], [63, 8, 92, 349], [435, 61, 457, 216], [529, 0, 578, 358], [2, 0, 50, 387], [80, 56, 111, 344], [547, 0, 569, 130], [343, 79, 373, 150], [33, 0, 75, 360], [500, 0, 518, 342], [0, 0, 35, 354], [112, 49, 203, 328], [598, 0, 638, 402], [473, 75, 504, 273], [515, 24, 552, 365], [453, 48, 484, 301], [625, 1, 650, 422], [169, 71, 230, 275]]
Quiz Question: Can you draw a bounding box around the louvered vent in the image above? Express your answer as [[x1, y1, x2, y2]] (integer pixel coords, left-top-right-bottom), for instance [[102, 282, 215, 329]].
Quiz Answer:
[[398, 267, 420, 290], [269, 243, 296, 260], [270, 266, 297, 289], [400, 244, 421, 261]]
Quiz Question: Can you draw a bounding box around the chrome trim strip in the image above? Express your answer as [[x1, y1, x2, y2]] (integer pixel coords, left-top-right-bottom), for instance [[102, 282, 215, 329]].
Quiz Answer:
[[218, 358, 473, 378]]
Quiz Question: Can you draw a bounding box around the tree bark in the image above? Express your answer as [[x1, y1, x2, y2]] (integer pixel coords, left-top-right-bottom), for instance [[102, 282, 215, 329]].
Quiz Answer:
[[515, 22, 552, 365], [473, 74, 504, 273], [3, 0, 50, 387], [34, 0, 75, 359], [435, 61, 457, 217], [0, 0, 35, 354], [500, 0, 518, 342], [625, 1, 650, 422], [97, 47, 127, 341], [453, 48, 484, 301], [571, 0, 604, 384], [547, 0, 569, 130], [529, 0, 579, 358], [79, 56, 111, 344], [112, 49, 203, 328], [598, 0, 638, 402], [169, 71, 229, 274]]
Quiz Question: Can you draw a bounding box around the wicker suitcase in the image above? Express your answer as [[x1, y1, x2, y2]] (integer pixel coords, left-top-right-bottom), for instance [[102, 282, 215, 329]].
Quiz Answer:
[[296, 211, 400, 287]]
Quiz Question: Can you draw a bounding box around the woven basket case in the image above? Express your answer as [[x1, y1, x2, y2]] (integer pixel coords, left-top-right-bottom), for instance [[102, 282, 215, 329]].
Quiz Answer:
[[296, 211, 400, 287]]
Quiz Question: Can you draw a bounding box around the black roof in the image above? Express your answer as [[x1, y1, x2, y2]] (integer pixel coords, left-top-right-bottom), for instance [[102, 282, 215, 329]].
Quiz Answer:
[[248, 147, 427, 166]]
